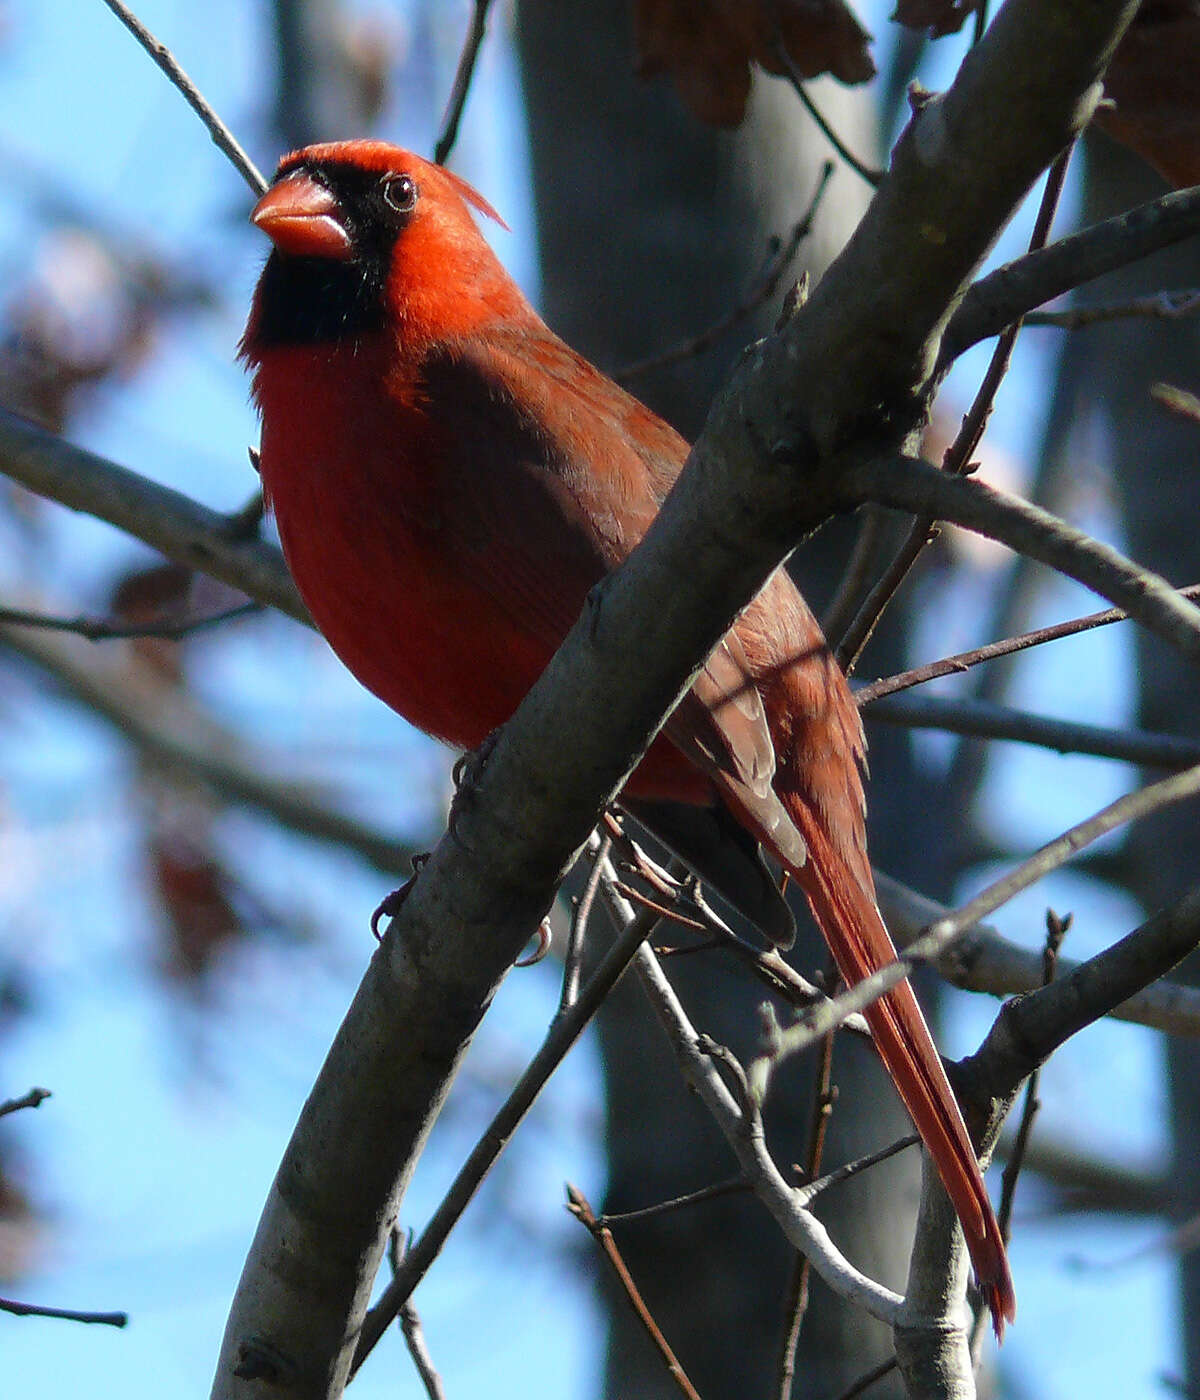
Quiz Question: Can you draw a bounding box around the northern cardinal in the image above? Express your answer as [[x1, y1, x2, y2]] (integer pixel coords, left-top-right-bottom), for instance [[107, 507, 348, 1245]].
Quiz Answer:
[[242, 140, 1015, 1329]]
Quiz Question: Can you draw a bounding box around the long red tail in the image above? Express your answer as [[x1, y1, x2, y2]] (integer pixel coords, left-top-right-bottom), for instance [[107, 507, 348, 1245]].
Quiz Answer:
[[789, 817, 1016, 1333]]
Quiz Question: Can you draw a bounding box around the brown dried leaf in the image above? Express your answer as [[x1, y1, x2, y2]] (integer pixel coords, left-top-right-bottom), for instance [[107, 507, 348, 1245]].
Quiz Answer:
[[1095, 0, 1200, 189], [635, 0, 874, 128]]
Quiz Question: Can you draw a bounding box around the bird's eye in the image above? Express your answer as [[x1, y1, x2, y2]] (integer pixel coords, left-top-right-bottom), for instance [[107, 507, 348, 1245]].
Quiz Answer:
[[383, 174, 418, 215]]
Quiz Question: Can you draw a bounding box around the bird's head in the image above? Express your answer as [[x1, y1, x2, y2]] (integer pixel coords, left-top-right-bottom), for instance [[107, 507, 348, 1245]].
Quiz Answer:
[[243, 140, 521, 356]]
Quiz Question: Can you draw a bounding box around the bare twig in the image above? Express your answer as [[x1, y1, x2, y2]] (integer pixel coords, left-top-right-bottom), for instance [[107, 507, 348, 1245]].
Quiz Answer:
[[98, 0, 266, 195], [599, 864, 905, 1328], [857, 583, 1200, 703], [1024, 289, 1200, 330], [557, 833, 610, 1018], [598, 1177, 750, 1227], [830, 1356, 899, 1400], [0, 1087, 50, 1118], [0, 409, 306, 624], [960, 886, 1200, 1114], [798, 1135, 920, 1206], [434, 0, 495, 166], [566, 1184, 705, 1400], [0, 1296, 127, 1327], [629, 935, 903, 1325], [768, 29, 881, 186], [821, 506, 895, 647], [863, 693, 1200, 771], [775, 1020, 836, 1400], [616, 166, 834, 385], [0, 600, 259, 642], [2, 622, 413, 875], [791, 83, 882, 186], [387, 1233, 447, 1400], [971, 909, 1068, 1361], [350, 902, 661, 1375]]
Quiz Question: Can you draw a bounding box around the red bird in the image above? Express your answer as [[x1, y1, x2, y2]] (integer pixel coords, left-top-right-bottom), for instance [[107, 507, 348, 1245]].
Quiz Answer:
[[242, 140, 1015, 1329]]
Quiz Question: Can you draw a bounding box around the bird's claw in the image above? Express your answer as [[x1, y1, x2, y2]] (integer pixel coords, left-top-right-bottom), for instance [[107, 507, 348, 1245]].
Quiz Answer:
[[515, 917, 554, 967], [370, 852, 430, 939], [449, 728, 502, 834]]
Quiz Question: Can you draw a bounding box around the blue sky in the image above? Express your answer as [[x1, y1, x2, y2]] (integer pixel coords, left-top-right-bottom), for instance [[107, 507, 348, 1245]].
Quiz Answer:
[[0, 3, 1181, 1397]]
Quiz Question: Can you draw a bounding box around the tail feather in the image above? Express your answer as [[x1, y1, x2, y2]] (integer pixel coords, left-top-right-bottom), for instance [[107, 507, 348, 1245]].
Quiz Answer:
[[789, 819, 1016, 1333]]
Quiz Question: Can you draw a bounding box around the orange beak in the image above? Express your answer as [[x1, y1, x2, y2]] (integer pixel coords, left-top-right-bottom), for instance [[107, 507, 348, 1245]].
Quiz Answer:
[[251, 173, 355, 261]]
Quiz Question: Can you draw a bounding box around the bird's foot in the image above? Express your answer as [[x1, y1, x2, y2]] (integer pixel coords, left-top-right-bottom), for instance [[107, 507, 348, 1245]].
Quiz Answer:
[[449, 728, 502, 834], [370, 852, 430, 939]]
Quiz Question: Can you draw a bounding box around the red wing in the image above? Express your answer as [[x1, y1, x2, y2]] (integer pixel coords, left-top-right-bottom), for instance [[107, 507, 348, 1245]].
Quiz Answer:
[[419, 328, 806, 866]]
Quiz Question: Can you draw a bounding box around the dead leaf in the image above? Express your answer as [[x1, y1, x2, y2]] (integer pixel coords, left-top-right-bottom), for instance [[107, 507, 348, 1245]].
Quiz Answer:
[[1095, 0, 1200, 189], [635, 0, 874, 128]]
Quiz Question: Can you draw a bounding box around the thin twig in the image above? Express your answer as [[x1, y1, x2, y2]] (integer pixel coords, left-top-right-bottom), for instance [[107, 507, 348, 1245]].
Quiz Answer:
[[857, 583, 1200, 703], [350, 902, 662, 1375], [0, 1087, 50, 1118], [98, 0, 266, 195], [566, 1184, 705, 1400], [557, 833, 610, 1018], [0, 1296, 127, 1327], [821, 506, 895, 648], [626, 931, 904, 1325], [798, 1135, 920, 1207], [876, 871, 1200, 1039], [776, 1019, 836, 1400], [1024, 289, 1200, 330], [863, 693, 1200, 772], [830, 1356, 899, 1400], [0, 600, 259, 642], [836, 146, 1072, 673], [790, 86, 882, 188], [613, 880, 709, 931], [434, 0, 494, 166], [768, 23, 881, 187], [616, 166, 834, 385], [970, 909, 1068, 1363], [597, 1177, 750, 1227], [387, 1232, 448, 1400]]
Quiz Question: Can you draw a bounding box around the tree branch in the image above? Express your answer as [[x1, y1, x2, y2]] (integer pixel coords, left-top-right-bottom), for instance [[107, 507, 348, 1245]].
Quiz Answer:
[[0, 409, 305, 624], [1, 622, 413, 875], [847, 455, 1200, 668], [864, 692, 1200, 770], [944, 183, 1200, 362]]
